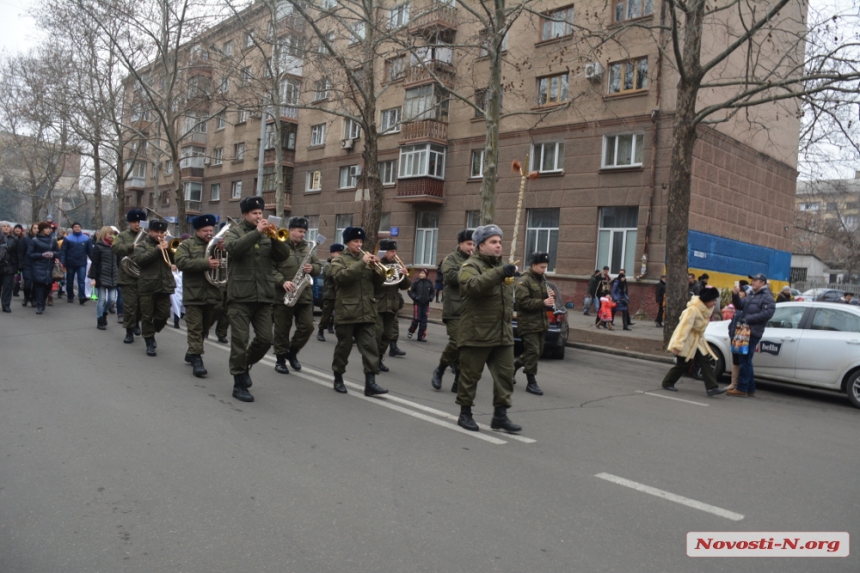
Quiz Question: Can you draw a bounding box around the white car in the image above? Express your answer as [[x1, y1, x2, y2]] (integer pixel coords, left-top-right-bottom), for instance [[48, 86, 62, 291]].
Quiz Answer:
[[705, 302, 860, 408]]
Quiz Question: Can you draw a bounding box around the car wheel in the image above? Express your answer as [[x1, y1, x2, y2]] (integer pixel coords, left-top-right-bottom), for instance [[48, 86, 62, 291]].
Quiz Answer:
[[709, 344, 726, 381], [846, 370, 860, 409], [550, 344, 566, 359]]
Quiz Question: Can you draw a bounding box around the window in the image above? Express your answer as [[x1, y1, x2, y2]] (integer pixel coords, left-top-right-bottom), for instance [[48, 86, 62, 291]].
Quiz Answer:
[[766, 306, 806, 329], [213, 147, 223, 165], [236, 109, 247, 123], [415, 211, 439, 266], [609, 58, 648, 94], [525, 209, 560, 272], [799, 202, 820, 211], [810, 308, 860, 333], [541, 6, 574, 40], [379, 160, 397, 185], [180, 146, 205, 168], [389, 3, 410, 28], [398, 144, 446, 179], [335, 213, 354, 244], [131, 161, 146, 178], [280, 34, 304, 58], [183, 113, 206, 134], [344, 118, 361, 139], [165, 160, 173, 175], [241, 66, 253, 86], [479, 30, 508, 57], [596, 206, 639, 274], [827, 202, 839, 210], [466, 210, 481, 230], [216, 111, 226, 129], [222, 40, 233, 57], [339, 165, 362, 188], [531, 142, 565, 173], [313, 79, 330, 101], [350, 21, 365, 43], [380, 108, 401, 133], [187, 75, 209, 99], [385, 55, 407, 82], [306, 170, 322, 191], [310, 124, 326, 146], [183, 181, 203, 202], [234, 142, 245, 160], [470, 150, 484, 178], [276, 0, 293, 20], [231, 180, 243, 199], [615, 0, 653, 22], [603, 133, 644, 168], [317, 32, 334, 53], [473, 89, 503, 118], [210, 183, 221, 201], [842, 215, 858, 229], [281, 78, 301, 106], [244, 32, 254, 48], [537, 73, 569, 105], [303, 214, 319, 242], [403, 85, 449, 122], [378, 212, 392, 233]]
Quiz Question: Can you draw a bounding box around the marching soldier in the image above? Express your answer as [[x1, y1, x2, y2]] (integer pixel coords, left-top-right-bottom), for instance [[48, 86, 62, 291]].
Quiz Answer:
[[174, 214, 223, 378], [113, 209, 146, 343], [513, 252, 555, 396], [456, 225, 521, 433], [272, 216, 322, 374], [133, 218, 175, 357], [317, 243, 344, 342], [431, 229, 473, 392], [330, 226, 388, 396], [222, 196, 291, 402], [375, 239, 410, 373]]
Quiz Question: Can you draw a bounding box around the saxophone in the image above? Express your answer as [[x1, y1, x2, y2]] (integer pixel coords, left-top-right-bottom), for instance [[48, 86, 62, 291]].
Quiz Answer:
[[283, 235, 326, 307]]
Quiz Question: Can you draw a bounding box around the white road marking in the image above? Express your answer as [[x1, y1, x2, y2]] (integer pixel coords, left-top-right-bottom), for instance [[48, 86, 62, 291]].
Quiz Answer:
[[635, 390, 709, 407], [594, 472, 745, 521]]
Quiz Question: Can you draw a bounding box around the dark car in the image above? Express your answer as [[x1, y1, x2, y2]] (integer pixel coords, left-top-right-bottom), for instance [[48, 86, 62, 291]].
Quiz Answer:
[[312, 274, 324, 310], [796, 288, 845, 303], [512, 280, 569, 359]]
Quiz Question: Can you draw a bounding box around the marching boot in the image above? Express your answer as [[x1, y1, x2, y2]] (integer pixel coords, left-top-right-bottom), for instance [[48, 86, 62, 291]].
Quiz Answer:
[[364, 373, 388, 397], [317, 328, 325, 342], [217, 335, 229, 343], [123, 328, 134, 344], [457, 405, 479, 432], [144, 337, 157, 357], [184, 352, 194, 364], [245, 368, 252, 388], [327, 325, 334, 334], [490, 406, 522, 433], [97, 315, 107, 330], [191, 355, 208, 378], [286, 348, 302, 371], [431, 363, 445, 390], [378, 356, 389, 373], [274, 354, 290, 375], [451, 369, 459, 393], [388, 341, 406, 357], [525, 373, 544, 396], [133, 323, 141, 336], [232, 374, 254, 402], [333, 372, 347, 394]]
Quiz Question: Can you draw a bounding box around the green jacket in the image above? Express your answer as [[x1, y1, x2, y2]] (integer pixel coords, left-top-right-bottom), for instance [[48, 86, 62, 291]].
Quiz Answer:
[[330, 249, 384, 324], [374, 262, 411, 315], [457, 253, 513, 348], [223, 219, 290, 304], [174, 235, 222, 306], [322, 260, 336, 300], [133, 235, 176, 296], [273, 239, 322, 306], [441, 247, 470, 320], [112, 229, 140, 286], [515, 269, 550, 335]]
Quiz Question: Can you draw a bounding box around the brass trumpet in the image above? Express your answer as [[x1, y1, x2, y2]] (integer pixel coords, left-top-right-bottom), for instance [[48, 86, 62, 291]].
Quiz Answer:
[[261, 220, 289, 241]]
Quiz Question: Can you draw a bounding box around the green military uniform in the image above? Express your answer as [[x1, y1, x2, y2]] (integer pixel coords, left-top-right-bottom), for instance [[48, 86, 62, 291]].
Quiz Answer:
[[456, 253, 515, 409], [514, 269, 550, 375], [223, 219, 290, 375], [134, 235, 175, 339], [331, 248, 385, 374], [214, 289, 229, 339], [440, 246, 470, 368], [174, 235, 224, 356], [375, 269, 411, 358], [113, 228, 141, 331], [273, 239, 321, 357], [318, 260, 336, 331]]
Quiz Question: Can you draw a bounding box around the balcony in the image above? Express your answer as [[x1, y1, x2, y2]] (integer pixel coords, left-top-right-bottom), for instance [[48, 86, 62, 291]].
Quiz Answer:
[[126, 176, 146, 190], [399, 120, 448, 144], [408, 3, 457, 35], [263, 148, 296, 166], [395, 177, 444, 204], [185, 200, 202, 214], [262, 191, 292, 211], [404, 60, 455, 89], [279, 106, 299, 121], [182, 132, 208, 145]]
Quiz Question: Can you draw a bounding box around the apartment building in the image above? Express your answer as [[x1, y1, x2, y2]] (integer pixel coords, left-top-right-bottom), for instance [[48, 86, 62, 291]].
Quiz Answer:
[[123, 0, 802, 312]]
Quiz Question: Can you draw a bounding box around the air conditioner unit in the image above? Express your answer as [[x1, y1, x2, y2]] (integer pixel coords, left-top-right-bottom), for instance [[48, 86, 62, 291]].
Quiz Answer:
[[584, 62, 604, 81], [202, 157, 211, 165], [341, 138, 355, 150]]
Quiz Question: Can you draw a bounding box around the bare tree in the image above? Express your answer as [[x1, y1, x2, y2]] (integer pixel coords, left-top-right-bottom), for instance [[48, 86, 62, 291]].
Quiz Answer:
[[794, 178, 860, 279]]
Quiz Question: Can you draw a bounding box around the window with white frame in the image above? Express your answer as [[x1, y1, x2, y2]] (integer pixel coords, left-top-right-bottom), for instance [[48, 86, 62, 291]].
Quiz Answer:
[[216, 111, 226, 129], [615, 0, 653, 22], [596, 206, 639, 274], [280, 78, 300, 105], [339, 165, 362, 188], [380, 108, 401, 133], [131, 161, 146, 178], [165, 160, 173, 175], [210, 183, 220, 201], [234, 142, 245, 160], [276, 0, 293, 20], [310, 124, 326, 146], [343, 118, 361, 140], [222, 40, 233, 56], [525, 208, 559, 272], [180, 146, 205, 168], [398, 144, 446, 179], [379, 160, 397, 185], [218, 77, 229, 94], [608, 58, 648, 94], [335, 213, 354, 244], [237, 109, 247, 123], [385, 55, 407, 82], [403, 85, 448, 122], [603, 133, 644, 168], [415, 211, 439, 266], [479, 29, 508, 57], [183, 113, 207, 134], [531, 142, 565, 173], [313, 79, 330, 101], [184, 181, 203, 202], [389, 3, 410, 28], [306, 170, 322, 191], [466, 210, 480, 230], [541, 6, 574, 40], [244, 32, 254, 48], [213, 147, 223, 165], [231, 180, 243, 199], [350, 21, 365, 43], [241, 66, 253, 86], [799, 202, 820, 211], [305, 215, 320, 242], [470, 150, 484, 178], [537, 73, 569, 105]]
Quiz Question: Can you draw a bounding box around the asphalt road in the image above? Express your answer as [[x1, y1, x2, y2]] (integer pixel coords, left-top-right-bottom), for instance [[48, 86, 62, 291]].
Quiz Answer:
[[1, 302, 858, 572]]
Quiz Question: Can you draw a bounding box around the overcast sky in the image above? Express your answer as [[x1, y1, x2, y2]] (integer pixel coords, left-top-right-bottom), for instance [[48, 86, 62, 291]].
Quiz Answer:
[[0, 0, 39, 55]]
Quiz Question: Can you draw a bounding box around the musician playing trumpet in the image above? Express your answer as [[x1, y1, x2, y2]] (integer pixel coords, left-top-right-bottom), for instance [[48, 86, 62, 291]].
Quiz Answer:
[[375, 239, 411, 373], [133, 219, 175, 357], [272, 217, 321, 375]]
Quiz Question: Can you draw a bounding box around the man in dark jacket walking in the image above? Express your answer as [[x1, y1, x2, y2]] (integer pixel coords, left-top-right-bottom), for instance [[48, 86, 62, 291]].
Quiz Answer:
[[407, 269, 434, 341], [0, 221, 18, 312], [584, 270, 601, 316], [134, 219, 175, 356], [60, 222, 93, 304], [728, 273, 775, 398]]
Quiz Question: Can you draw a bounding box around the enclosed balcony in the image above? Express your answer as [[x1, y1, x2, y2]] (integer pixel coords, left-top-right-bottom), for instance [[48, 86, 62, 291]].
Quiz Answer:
[[408, 3, 457, 35], [185, 200, 202, 214], [395, 178, 444, 205], [126, 176, 146, 190]]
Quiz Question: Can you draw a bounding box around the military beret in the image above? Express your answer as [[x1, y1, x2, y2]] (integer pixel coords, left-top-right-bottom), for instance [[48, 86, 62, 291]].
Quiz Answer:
[[342, 226, 366, 243], [699, 286, 720, 303], [126, 209, 147, 223], [457, 229, 474, 243], [472, 224, 503, 245], [149, 219, 168, 232], [193, 214, 217, 230], [529, 252, 550, 265], [239, 195, 265, 213], [379, 239, 397, 250], [330, 243, 345, 253], [288, 216, 309, 230]]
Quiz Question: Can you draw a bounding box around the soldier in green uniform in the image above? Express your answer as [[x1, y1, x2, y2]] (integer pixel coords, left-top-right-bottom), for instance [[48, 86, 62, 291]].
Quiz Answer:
[[133, 218, 175, 357], [431, 229, 473, 392], [211, 222, 230, 344], [330, 226, 388, 396], [272, 216, 322, 374], [112, 209, 146, 344], [222, 196, 291, 402], [316, 243, 344, 342], [375, 239, 410, 373], [456, 224, 521, 433], [174, 214, 223, 378], [513, 252, 555, 396]]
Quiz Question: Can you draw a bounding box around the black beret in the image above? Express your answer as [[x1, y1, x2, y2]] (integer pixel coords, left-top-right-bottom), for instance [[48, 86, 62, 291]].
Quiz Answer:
[[379, 239, 397, 250], [342, 226, 366, 243], [699, 286, 720, 303], [126, 209, 147, 222], [457, 229, 474, 243], [529, 252, 550, 265], [288, 216, 309, 230], [330, 243, 345, 253], [193, 214, 217, 230], [149, 219, 168, 232], [239, 195, 265, 213]]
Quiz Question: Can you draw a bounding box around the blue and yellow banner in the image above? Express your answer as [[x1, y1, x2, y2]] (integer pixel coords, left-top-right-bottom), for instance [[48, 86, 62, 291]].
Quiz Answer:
[[686, 230, 790, 293]]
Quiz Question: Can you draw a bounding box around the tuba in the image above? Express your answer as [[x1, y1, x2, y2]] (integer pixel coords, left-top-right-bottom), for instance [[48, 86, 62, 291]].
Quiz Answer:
[[205, 218, 238, 286], [283, 235, 326, 306]]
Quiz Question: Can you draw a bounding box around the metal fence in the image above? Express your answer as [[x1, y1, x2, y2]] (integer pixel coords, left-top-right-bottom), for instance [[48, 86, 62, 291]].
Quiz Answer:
[[791, 282, 859, 292]]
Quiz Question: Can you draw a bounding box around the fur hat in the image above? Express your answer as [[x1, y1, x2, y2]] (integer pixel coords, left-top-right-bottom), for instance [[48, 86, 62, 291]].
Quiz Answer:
[[149, 219, 168, 232], [529, 252, 550, 265], [699, 286, 720, 303], [472, 224, 503, 245], [287, 216, 309, 230], [329, 243, 345, 253], [126, 209, 147, 223], [193, 214, 217, 230], [239, 196, 265, 213], [342, 226, 365, 243], [379, 239, 397, 250], [457, 229, 474, 244]]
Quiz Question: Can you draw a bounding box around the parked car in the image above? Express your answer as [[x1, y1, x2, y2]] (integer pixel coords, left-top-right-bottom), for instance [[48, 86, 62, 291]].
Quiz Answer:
[[795, 288, 844, 302], [789, 288, 802, 299], [704, 301, 860, 408], [312, 274, 324, 310], [512, 280, 569, 359]]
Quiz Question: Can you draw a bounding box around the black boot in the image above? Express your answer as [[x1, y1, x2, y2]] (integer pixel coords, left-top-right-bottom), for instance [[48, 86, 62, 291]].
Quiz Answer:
[[286, 348, 302, 371], [525, 373, 544, 396], [388, 341, 406, 357], [378, 356, 389, 372], [191, 355, 208, 378], [144, 337, 157, 357], [431, 363, 445, 390], [123, 328, 134, 344], [451, 369, 460, 393], [327, 326, 334, 334], [364, 373, 388, 397], [232, 374, 254, 402], [97, 316, 107, 330], [457, 405, 479, 431], [274, 354, 290, 375], [316, 329, 325, 342], [133, 324, 141, 336], [333, 372, 347, 394], [184, 352, 194, 364], [217, 335, 229, 344], [491, 406, 522, 433]]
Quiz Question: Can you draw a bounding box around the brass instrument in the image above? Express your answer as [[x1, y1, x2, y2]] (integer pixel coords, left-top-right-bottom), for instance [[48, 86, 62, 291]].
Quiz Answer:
[[119, 230, 147, 277], [283, 235, 326, 307], [205, 217, 238, 287], [361, 249, 406, 286]]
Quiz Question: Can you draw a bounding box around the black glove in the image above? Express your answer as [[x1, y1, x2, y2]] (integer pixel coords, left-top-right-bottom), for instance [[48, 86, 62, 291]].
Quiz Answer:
[[503, 264, 516, 277]]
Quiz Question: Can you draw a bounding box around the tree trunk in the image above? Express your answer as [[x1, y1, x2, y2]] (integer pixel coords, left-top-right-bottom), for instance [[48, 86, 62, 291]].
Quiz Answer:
[[362, 124, 383, 252], [92, 141, 104, 229], [477, 1, 505, 226]]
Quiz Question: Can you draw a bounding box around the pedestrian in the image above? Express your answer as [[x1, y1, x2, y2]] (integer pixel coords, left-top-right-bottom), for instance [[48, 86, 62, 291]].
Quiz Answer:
[[728, 274, 775, 397], [11, 224, 23, 298], [434, 259, 443, 302], [696, 273, 710, 293], [317, 243, 343, 342], [597, 283, 615, 330], [661, 286, 727, 396], [584, 269, 601, 316], [89, 226, 119, 331], [723, 285, 749, 392], [113, 210, 146, 343], [59, 222, 93, 304], [133, 218, 176, 357], [655, 274, 666, 327], [26, 222, 60, 315], [19, 223, 38, 307], [687, 273, 699, 298], [513, 252, 555, 396], [375, 239, 410, 373], [0, 221, 18, 313], [776, 286, 792, 303], [840, 292, 857, 305], [611, 272, 632, 330], [455, 224, 521, 434], [407, 268, 434, 341]]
